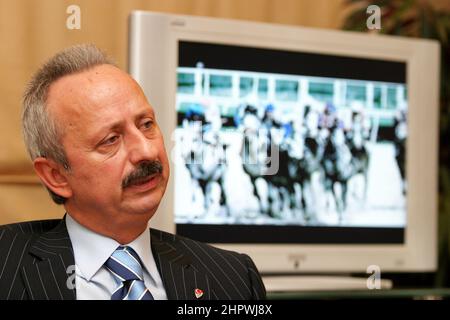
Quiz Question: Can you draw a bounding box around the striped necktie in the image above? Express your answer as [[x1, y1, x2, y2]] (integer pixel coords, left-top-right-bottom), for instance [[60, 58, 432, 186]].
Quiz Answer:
[[104, 246, 154, 300]]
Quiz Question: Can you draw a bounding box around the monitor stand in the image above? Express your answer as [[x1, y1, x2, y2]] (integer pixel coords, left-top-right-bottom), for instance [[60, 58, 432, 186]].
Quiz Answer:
[[262, 275, 393, 292]]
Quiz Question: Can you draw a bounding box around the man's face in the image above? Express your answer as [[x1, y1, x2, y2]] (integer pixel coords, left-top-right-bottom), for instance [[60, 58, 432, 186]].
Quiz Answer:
[[46, 64, 170, 224]]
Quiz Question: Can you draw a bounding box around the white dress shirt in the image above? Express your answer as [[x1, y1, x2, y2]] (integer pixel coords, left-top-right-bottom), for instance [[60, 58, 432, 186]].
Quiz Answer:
[[65, 214, 167, 300]]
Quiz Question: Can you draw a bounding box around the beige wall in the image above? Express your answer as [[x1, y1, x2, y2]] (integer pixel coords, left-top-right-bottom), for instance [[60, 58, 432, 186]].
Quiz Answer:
[[0, 0, 345, 224]]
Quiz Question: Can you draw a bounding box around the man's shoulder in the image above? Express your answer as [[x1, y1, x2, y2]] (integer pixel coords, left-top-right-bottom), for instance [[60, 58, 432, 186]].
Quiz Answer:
[[149, 228, 261, 277], [0, 219, 61, 238], [0, 219, 62, 269], [150, 228, 266, 299], [0, 219, 65, 257], [150, 228, 246, 261]]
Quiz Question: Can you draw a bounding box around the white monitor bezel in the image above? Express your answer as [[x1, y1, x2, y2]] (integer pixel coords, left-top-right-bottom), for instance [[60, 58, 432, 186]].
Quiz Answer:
[[128, 11, 439, 273]]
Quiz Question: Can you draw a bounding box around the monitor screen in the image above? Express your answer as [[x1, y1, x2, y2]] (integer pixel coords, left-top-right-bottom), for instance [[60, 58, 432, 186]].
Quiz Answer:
[[129, 11, 439, 273], [174, 41, 407, 244]]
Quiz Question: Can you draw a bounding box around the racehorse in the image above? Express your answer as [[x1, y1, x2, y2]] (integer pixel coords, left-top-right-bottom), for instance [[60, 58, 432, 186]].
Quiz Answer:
[[239, 105, 295, 218], [393, 110, 407, 195], [286, 134, 322, 222], [346, 112, 370, 202], [321, 125, 354, 223], [181, 117, 229, 219]]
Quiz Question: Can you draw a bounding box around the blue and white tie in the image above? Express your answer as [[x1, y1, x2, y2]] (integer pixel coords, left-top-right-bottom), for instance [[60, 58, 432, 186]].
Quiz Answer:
[[104, 246, 154, 300]]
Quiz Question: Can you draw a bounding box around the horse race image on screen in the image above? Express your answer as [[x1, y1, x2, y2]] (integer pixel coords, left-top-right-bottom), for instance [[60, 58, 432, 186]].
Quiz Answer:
[[173, 41, 407, 235]]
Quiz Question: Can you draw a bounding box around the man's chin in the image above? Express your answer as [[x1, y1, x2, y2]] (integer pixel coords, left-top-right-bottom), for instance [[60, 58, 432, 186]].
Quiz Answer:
[[123, 190, 163, 215], [122, 174, 167, 215]]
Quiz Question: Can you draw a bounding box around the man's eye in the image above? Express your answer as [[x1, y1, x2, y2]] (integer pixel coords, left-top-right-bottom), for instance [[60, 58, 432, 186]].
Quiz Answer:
[[142, 120, 153, 129], [104, 135, 119, 145]]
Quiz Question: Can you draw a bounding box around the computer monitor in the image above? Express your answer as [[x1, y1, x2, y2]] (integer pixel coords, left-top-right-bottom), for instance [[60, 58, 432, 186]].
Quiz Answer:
[[128, 11, 439, 278]]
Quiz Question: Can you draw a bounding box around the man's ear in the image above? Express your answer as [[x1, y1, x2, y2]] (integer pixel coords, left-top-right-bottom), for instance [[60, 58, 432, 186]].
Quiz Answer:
[[33, 157, 73, 199]]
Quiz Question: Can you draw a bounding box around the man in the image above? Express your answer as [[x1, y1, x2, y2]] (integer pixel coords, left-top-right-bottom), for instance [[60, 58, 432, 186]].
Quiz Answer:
[[0, 44, 266, 300]]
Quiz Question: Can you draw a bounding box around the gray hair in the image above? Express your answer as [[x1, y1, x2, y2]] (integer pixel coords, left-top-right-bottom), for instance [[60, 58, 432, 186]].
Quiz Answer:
[[22, 44, 116, 204]]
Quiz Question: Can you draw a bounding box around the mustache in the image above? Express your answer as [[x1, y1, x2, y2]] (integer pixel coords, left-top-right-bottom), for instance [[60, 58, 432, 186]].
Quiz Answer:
[[122, 160, 163, 189]]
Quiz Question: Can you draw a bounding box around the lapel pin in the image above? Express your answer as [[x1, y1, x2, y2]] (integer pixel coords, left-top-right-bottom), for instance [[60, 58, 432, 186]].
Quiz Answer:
[[194, 288, 204, 299]]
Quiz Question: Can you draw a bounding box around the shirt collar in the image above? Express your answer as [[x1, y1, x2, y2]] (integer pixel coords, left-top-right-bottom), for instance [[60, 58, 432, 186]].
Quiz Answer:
[[65, 214, 154, 282]]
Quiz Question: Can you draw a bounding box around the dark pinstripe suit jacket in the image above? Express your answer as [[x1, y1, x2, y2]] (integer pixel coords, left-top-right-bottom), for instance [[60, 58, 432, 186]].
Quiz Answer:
[[0, 219, 266, 300]]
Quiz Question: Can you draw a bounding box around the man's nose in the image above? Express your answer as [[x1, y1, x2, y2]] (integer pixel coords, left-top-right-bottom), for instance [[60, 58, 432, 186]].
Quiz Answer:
[[127, 129, 158, 164]]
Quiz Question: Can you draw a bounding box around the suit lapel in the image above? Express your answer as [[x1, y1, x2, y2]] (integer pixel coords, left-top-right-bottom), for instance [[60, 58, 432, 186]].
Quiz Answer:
[[21, 218, 76, 300], [151, 230, 211, 300]]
